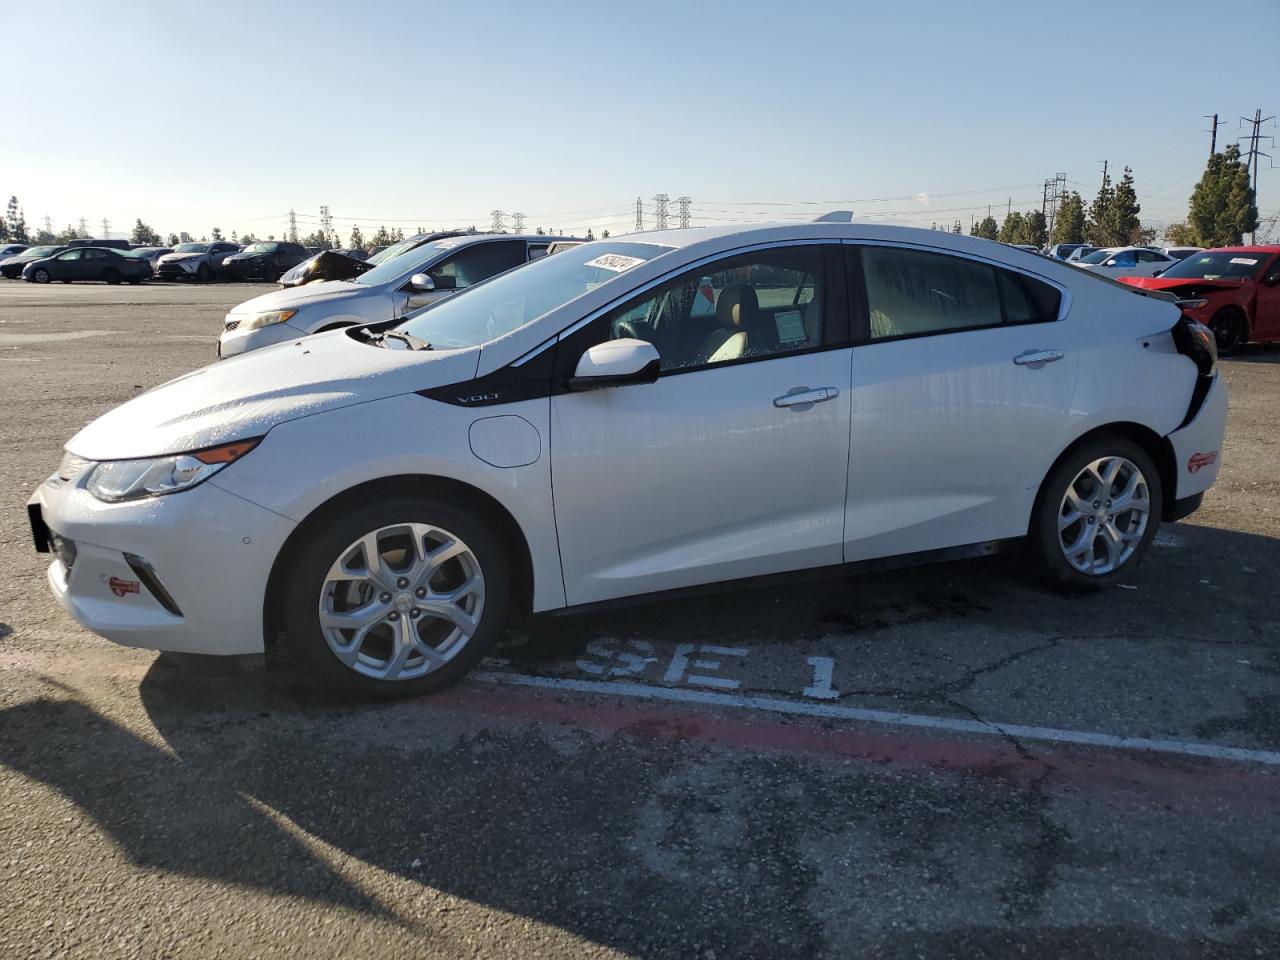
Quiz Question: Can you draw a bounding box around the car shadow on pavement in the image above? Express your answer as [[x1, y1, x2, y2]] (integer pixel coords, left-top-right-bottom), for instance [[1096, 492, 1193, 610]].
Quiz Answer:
[[1223, 343, 1280, 364]]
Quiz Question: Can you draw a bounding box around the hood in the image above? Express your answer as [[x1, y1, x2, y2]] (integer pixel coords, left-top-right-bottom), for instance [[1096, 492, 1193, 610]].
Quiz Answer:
[[5, 252, 46, 265], [158, 252, 204, 263], [1121, 275, 1245, 293], [66, 330, 480, 460], [227, 280, 366, 315]]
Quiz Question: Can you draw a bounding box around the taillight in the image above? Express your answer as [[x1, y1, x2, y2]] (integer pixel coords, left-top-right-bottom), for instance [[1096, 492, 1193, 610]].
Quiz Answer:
[[1172, 315, 1217, 377]]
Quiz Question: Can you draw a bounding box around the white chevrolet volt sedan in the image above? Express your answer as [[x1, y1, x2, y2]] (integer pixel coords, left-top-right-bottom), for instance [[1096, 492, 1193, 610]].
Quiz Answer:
[[28, 218, 1227, 698]]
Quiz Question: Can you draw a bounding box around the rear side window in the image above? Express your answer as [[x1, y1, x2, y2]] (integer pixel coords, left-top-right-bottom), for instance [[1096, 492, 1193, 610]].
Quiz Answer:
[[861, 247, 1060, 340]]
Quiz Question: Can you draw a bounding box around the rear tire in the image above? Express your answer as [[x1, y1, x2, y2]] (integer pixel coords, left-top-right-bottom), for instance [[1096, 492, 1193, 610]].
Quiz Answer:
[[1029, 436, 1162, 591], [1209, 308, 1247, 354], [103, 268, 121, 285], [278, 493, 511, 699]]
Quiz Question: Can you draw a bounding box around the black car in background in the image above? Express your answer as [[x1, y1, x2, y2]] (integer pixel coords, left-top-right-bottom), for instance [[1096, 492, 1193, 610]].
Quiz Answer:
[[220, 241, 311, 281], [1, 244, 68, 278], [67, 238, 132, 250], [22, 246, 153, 284], [279, 248, 373, 287]]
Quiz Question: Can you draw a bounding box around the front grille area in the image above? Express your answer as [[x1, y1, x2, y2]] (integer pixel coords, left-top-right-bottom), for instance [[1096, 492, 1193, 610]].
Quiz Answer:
[[51, 533, 77, 572], [224, 320, 239, 331]]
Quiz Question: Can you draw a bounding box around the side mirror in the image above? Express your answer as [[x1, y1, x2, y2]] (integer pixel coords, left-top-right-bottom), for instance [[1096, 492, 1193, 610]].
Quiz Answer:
[[1105, 259, 1118, 266], [570, 338, 661, 390], [407, 273, 435, 292]]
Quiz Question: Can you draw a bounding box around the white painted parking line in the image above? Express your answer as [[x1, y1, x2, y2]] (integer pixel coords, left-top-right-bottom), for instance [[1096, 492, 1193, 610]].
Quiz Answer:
[[473, 672, 1280, 768]]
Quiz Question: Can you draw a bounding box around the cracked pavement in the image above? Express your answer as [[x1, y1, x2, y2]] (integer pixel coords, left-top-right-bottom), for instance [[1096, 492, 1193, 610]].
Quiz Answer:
[[1, 282, 1278, 958]]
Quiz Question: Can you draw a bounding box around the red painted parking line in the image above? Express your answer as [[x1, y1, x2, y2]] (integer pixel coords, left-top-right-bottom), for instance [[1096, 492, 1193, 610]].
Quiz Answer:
[[422, 674, 1280, 812]]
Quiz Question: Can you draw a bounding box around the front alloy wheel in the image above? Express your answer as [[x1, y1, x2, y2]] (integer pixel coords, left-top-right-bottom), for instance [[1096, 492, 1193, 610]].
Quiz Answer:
[[32, 268, 50, 283], [318, 522, 485, 682]]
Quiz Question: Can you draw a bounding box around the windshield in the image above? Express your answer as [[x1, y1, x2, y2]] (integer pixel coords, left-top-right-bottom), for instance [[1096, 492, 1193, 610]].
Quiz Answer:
[[1159, 251, 1271, 280], [366, 237, 422, 266], [353, 238, 470, 286], [395, 241, 672, 349], [174, 243, 209, 254], [1079, 249, 1116, 265], [243, 243, 277, 254], [22, 245, 60, 257]]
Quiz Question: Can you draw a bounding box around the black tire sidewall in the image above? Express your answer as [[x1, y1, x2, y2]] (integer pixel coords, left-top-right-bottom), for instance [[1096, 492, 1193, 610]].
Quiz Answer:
[[1031, 437, 1163, 590], [1210, 309, 1246, 354], [279, 494, 511, 699], [33, 269, 49, 283]]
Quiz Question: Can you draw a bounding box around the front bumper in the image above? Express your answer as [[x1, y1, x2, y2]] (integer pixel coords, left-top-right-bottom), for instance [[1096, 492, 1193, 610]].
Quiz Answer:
[[29, 471, 296, 655], [156, 260, 201, 278], [1167, 371, 1228, 500], [217, 319, 309, 359]]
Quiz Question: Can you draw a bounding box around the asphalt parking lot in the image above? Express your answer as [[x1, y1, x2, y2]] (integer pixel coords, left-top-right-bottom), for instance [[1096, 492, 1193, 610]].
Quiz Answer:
[[1, 280, 1278, 959]]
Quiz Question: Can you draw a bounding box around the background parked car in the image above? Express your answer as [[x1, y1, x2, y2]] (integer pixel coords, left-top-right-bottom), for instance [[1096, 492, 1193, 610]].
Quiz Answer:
[[1120, 246, 1280, 352], [1072, 245, 1176, 279], [277, 234, 463, 288], [22, 246, 153, 285], [1065, 245, 1099, 262], [220, 233, 569, 357], [0, 242, 29, 258], [1162, 246, 1203, 261], [126, 246, 172, 274], [155, 241, 241, 281], [0, 244, 66, 278], [1046, 242, 1088, 260], [220, 241, 311, 281], [67, 238, 132, 250]]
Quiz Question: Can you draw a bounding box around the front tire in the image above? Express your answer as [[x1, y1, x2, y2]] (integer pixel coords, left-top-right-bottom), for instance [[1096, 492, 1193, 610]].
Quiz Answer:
[[31, 268, 51, 284], [1209, 308, 1247, 354], [196, 263, 211, 282], [278, 494, 511, 699], [1029, 436, 1162, 591]]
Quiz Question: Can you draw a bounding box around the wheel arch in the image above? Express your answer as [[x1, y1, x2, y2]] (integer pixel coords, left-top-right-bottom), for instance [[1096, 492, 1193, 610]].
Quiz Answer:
[[262, 473, 535, 657], [1028, 421, 1178, 534]]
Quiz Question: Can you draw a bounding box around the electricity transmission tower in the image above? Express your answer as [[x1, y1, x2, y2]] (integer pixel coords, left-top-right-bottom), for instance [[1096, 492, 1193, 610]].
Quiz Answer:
[[1239, 109, 1275, 242], [42, 215, 52, 235], [1043, 172, 1067, 238], [288, 209, 298, 242], [101, 217, 110, 239], [319, 205, 333, 244], [676, 196, 691, 229], [511, 211, 526, 234], [634, 197, 644, 232], [490, 209, 507, 233], [78, 217, 89, 238], [653, 194, 670, 230]]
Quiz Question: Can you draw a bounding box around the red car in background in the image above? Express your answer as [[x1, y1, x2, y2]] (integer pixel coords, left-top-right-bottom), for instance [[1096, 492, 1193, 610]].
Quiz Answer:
[[1120, 246, 1280, 352]]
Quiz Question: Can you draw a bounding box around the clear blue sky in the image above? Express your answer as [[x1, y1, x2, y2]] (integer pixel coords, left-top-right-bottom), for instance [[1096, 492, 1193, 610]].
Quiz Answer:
[[6, 0, 1278, 241]]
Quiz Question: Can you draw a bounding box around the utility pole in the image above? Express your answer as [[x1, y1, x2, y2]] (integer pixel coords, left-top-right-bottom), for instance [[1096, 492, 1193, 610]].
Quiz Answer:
[[1006, 197, 1011, 219], [101, 217, 110, 239], [287, 209, 298, 243], [1099, 159, 1109, 190], [319, 205, 332, 245], [653, 193, 669, 230], [42, 215, 52, 236], [676, 195, 691, 229], [1205, 113, 1219, 157], [490, 209, 506, 233], [1045, 172, 1067, 239], [511, 211, 526, 234], [634, 197, 644, 232]]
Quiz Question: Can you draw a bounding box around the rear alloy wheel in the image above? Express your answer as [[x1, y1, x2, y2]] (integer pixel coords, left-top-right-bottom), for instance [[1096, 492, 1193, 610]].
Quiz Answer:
[[32, 268, 51, 283], [1209, 308, 1247, 354], [281, 495, 510, 698], [1030, 437, 1161, 590], [103, 268, 121, 285]]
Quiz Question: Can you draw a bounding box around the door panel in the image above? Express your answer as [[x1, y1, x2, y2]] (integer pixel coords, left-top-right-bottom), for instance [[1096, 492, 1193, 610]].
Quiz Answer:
[[1254, 257, 1280, 340], [551, 349, 852, 605]]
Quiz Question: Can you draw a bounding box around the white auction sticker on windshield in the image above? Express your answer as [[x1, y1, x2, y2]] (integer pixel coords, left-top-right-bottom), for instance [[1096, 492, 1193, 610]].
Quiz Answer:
[[585, 254, 646, 272], [1229, 257, 1259, 265]]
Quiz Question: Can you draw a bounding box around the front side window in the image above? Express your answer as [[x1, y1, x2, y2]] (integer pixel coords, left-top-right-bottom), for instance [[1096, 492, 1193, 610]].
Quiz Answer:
[[428, 241, 526, 290], [1111, 251, 1137, 266], [58, 250, 82, 261], [593, 246, 826, 372]]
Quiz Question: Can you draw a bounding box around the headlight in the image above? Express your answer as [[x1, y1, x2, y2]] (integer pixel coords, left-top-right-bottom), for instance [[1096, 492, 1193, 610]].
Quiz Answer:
[[239, 309, 298, 331], [85, 439, 260, 503]]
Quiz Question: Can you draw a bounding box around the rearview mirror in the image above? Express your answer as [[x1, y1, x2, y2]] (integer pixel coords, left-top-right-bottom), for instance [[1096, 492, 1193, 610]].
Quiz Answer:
[[407, 273, 435, 292], [570, 338, 661, 390]]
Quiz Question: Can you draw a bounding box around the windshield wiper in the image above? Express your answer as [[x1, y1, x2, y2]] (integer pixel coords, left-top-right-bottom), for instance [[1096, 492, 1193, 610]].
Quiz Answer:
[[376, 330, 432, 351]]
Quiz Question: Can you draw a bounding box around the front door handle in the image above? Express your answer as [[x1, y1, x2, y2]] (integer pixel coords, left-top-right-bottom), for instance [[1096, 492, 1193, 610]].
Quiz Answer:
[[1013, 349, 1064, 368], [774, 386, 838, 409]]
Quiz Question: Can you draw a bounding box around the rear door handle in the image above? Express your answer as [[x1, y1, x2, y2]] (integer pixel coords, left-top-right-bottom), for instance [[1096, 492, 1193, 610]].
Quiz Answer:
[[1013, 349, 1064, 368], [774, 386, 838, 409]]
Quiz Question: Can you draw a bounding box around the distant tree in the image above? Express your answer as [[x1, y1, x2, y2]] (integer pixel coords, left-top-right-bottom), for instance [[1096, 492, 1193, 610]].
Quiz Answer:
[[998, 211, 1025, 244], [210, 227, 224, 241], [348, 225, 365, 250], [1023, 210, 1048, 248], [971, 215, 998, 240], [300, 230, 332, 250], [585, 228, 595, 240], [1106, 167, 1142, 245], [392, 227, 405, 241], [166, 233, 179, 246], [1050, 191, 1086, 244], [1085, 171, 1115, 246], [952, 220, 962, 234], [0, 217, 7, 241], [601, 229, 610, 238], [56, 224, 82, 243], [240, 233, 257, 244], [179, 232, 192, 244], [369, 225, 392, 248], [130, 218, 162, 245], [1188, 144, 1258, 247], [33, 229, 56, 244], [535, 226, 545, 235], [1163, 221, 1199, 246], [267, 235, 275, 241], [5, 197, 29, 242]]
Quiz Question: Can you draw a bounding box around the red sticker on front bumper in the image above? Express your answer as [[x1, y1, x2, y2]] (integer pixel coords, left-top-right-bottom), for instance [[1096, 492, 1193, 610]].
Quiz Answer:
[[108, 576, 140, 597], [1188, 451, 1218, 474]]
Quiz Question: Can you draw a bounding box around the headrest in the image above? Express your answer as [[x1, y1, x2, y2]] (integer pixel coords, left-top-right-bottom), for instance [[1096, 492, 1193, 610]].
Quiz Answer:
[[716, 283, 759, 328]]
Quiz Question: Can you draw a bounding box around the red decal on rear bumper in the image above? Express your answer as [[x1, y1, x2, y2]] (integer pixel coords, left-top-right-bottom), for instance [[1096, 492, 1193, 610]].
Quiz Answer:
[[1188, 451, 1217, 474], [108, 577, 140, 597]]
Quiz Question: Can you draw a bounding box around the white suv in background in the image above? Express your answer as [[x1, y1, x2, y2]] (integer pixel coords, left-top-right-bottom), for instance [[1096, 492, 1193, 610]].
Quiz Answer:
[[1072, 246, 1176, 279], [218, 234, 567, 358]]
